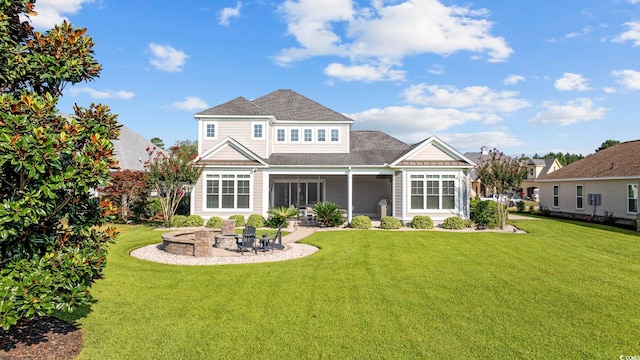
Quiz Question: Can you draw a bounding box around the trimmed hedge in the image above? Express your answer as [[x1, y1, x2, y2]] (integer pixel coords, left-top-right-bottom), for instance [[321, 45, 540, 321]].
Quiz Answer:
[[472, 200, 500, 229], [171, 215, 204, 227], [247, 214, 266, 228], [441, 216, 466, 230], [351, 215, 372, 229], [380, 216, 403, 230], [229, 214, 246, 227], [410, 215, 433, 229], [205, 216, 223, 229]]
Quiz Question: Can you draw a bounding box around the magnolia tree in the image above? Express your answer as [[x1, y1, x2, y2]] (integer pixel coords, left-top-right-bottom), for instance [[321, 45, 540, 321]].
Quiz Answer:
[[476, 149, 528, 229], [0, 0, 118, 330], [145, 145, 202, 227]]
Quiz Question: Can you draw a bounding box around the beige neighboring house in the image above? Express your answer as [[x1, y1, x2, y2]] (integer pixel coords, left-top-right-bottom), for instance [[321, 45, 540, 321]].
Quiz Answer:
[[190, 89, 476, 222], [537, 140, 640, 228], [521, 158, 562, 201]]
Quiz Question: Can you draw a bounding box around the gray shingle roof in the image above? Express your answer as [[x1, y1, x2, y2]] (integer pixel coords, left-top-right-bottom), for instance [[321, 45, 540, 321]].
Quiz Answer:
[[113, 124, 164, 171], [539, 140, 640, 180], [196, 89, 354, 122], [267, 131, 410, 166]]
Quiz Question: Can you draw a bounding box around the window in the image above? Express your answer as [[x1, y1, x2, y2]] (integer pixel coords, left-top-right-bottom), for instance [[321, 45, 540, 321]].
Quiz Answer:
[[303, 128, 313, 142], [529, 168, 534, 177], [204, 122, 216, 139], [330, 128, 339, 142], [576, 185, 583, 209], [276, 128, 285, 142], [252, 123, 263, 140], [290, 128, 299, 142], [553, 185, 559, 207], [205, 173, 251, 210], [628, 184, 638, 213], [317, 129, 326, 142], [410, 174, 455, 210]]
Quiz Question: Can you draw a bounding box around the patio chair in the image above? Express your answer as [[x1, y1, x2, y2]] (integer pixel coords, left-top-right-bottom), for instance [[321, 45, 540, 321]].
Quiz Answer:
[[235, 226, 257, 254], [266, 225, 284, 251]]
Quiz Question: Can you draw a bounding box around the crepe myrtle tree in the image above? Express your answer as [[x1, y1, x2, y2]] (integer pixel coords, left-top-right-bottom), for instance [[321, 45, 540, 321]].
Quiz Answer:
[[476, 148, 528, 229], [0, 0, 119, 330], [145, 145, 203, 227]]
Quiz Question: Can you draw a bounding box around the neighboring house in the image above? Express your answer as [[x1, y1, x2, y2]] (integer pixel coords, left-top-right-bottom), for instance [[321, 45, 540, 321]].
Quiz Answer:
[[521, 158, 562, 201], [537, 140, 640, 227], [112, 124, 163, 171], [190, 89, 475, 222], [464, 146, 517, 198]]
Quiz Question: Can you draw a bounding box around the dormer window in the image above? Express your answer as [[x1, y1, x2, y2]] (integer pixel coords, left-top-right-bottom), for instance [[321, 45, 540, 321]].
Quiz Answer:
[[303, 128, 313, 142], [252, 122, 264, 140], [529, 168, 534, 176], [330, 128, 340, 142], [317, 129, 326, 142], [290, 128, 300, 142], [276, 128, 285, 142]]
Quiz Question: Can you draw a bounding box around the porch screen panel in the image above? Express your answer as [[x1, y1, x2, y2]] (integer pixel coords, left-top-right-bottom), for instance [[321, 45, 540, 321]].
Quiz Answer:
[[426, 179, 439, 209], [410, 178, 424, 209], [308, 182, 318, 204]]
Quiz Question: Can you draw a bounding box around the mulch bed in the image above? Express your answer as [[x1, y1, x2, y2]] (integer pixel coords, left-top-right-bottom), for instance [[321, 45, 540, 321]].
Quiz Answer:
[[0, 316, 82, 360]]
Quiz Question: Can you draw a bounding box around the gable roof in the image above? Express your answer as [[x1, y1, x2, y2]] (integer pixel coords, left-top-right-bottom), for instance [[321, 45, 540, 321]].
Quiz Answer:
[[196, 89, 354, 123], [538, 140, 640, 180], [112, 124, 163, 171], [197, 137, 268, 167], [392, 135, 474, 167]]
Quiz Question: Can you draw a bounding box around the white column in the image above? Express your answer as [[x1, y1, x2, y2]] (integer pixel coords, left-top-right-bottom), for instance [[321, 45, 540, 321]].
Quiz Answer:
[[347, 168, 353, 223]]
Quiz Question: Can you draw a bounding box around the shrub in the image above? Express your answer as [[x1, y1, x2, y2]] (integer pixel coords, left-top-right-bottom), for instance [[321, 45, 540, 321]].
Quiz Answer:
[[205, 216, 223, 229], [472, 200, 501, 229], [410, 215, 433, 229], [313, 202, 345, 227], [470, 197, 481, 219], [229, 215, 246, 227], [465, 219, 475, 228], [247, 214, 266, 228], [441, 216, 466, 230], [380, 216, 403, 229], [351, 215, 372, 229], [267, 206, 299, 228], [171, 215, 188, 227], [528, 205, 535, 213], [185, 215, 204, 227], [516, 201, 526, 213]]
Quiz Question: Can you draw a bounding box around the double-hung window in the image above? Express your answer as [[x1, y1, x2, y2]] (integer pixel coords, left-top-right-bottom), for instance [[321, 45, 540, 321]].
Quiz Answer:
[[576, 185, 583, 209], [628, 184, 638, 213], [410, 174, 456, 210], [205, 173, 251, 210], [553, 185, 559, 207]]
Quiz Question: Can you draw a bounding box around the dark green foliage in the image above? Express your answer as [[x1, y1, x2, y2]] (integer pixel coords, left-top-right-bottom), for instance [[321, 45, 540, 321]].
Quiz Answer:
[[533, 152, 583, 166], [472, 200, 501, 229], [267, 206, 299, 228], [205, 216, 222, 229], [529, 205, 535, 213], [0, 1, 117, 330], [595, 139, 619, 153], [516, 200, 526, 213], [380, 216, 403, 229], [313, 202, 345, 227], [229, 215, 245, 227], [441, 216, 466, 230], [470, 197, 481, 219], [247, 214, 265, 228], [410, 215, 433, 229], [350, 215, 372, 229]]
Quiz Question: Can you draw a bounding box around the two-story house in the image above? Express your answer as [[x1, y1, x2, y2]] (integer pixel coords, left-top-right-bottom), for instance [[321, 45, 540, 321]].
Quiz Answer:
[[521, 158, 562, 201], [190, 89, 475, 223]]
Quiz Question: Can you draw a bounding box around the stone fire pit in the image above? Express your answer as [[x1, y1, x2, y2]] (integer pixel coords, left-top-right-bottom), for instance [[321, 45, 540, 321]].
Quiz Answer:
[[161, 219, 237, 257]]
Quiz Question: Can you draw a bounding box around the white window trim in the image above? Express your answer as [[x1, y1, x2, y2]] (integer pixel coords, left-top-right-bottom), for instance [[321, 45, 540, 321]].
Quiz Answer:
[[407, 172, 458, 212], [330, 128, 340, 143], [316, 128, 327, 143], [303, 128, 314, 143], [251, 122, 265, 140], [204, 121, 217, 140], [289, 127, 301, 143], [553, 185, 559, 208], [576, 184, 583, 210], [202, 171, 253, 212], [628, 183, 638, 214], [275, 127, 286, 143]]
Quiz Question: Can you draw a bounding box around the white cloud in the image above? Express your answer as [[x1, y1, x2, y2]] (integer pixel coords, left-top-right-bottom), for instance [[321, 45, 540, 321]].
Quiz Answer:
[[554, 72, 591, 91], [276, 0, 512, 81], [629, 0, 640, 4], [428, 64, 444, 75], [324, 62, 405, 82], [27, 0, 94, 29], [68, 87, 134, 99], [611, 69, 640, 90], [529, 98, 607, 126], [402, 83, 531, 113], [603, 87, 616, 94], [219, 2, 242, 26], [504, 74, 525, 85], [148, 44, 188, 72], [613, 21, 640, 46], [173, 97, 209, 111], [439, 131, 524, 151]]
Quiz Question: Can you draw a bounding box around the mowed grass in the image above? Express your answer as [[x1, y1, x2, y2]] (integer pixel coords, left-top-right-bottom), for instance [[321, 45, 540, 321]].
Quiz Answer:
[[68, 219, 640, 359]]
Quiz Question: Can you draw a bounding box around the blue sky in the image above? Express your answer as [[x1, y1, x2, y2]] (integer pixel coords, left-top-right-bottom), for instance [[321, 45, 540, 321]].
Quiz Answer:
[[31, 0, 640, 157]]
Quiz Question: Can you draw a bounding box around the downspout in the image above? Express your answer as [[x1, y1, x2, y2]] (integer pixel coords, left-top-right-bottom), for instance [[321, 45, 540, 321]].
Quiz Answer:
[[347, 166, 353, 223]]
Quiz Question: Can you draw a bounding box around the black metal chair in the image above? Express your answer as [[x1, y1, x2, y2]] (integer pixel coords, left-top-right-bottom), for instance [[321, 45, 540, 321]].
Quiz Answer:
[[266, 225, 283, 251], [235, 226, 256, 254]]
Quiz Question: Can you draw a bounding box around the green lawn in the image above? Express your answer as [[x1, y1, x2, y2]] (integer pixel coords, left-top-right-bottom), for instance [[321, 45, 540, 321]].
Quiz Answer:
[[65, 219, 640, 359]]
